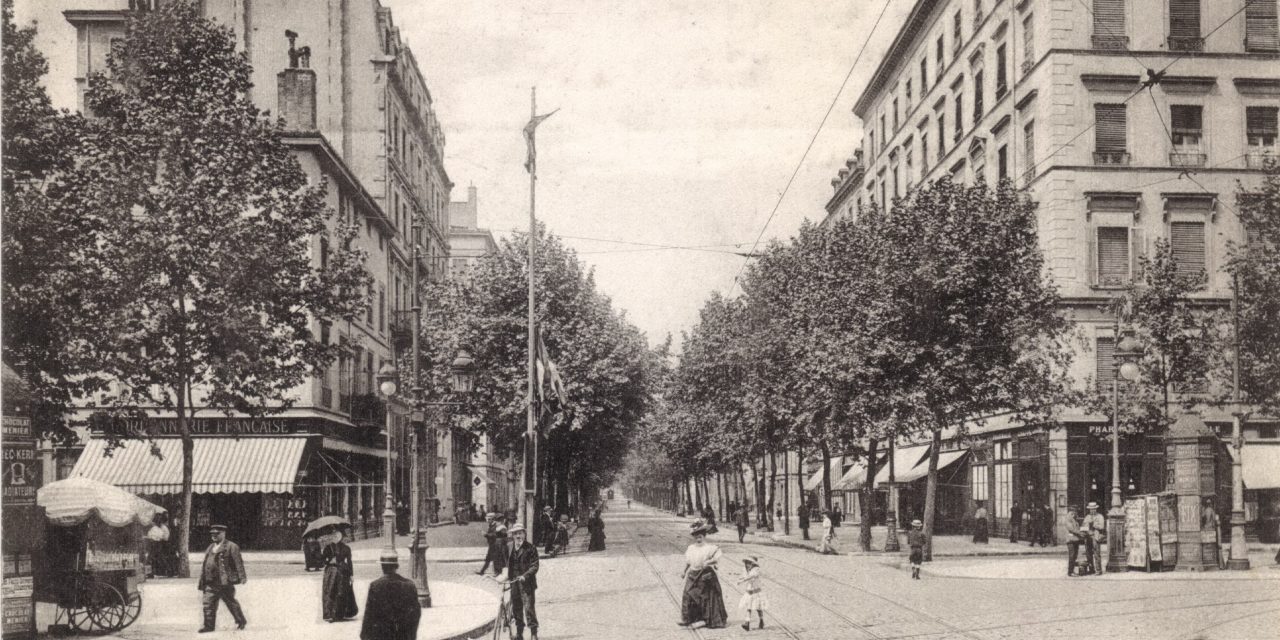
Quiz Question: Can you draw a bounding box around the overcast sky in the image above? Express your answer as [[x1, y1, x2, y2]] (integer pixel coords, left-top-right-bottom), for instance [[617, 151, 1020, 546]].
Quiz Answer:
[[16, 0, 915, 350]]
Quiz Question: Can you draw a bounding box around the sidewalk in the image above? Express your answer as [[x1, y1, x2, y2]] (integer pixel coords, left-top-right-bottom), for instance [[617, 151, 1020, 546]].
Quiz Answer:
[[192, 534, 489, 567], [918, 549, 1280, 581], [37, 575, 496, 640], [696, 517, 1065, 557]]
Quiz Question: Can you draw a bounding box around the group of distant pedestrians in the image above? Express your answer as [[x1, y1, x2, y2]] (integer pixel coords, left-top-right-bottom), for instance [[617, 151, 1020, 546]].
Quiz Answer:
[[1007, 501, 1055, 546]]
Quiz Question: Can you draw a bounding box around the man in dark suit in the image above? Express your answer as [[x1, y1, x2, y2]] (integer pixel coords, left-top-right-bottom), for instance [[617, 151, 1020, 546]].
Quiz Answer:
[[505, 523, 540, 640], [540, 507, 556, 555], [197, 524, 247, 632], [361, 553, 421, 640]]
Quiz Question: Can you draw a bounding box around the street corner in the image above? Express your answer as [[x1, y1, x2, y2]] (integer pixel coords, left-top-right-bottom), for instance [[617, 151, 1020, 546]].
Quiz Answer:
[[71, 574, 497, 640]]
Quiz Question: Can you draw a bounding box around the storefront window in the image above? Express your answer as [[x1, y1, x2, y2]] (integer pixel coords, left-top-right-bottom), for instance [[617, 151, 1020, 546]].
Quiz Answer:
[[970, 465, 989, 501]]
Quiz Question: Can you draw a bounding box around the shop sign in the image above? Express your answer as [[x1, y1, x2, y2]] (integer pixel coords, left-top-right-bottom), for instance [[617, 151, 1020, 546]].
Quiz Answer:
[[1, 445, 37, 507], [114, 416, 310, 437], [1, 416, 30, 440], [1, 568, 34, 639]]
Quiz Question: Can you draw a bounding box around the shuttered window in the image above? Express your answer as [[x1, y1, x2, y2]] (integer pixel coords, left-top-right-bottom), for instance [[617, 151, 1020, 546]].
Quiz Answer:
[[1170, 105, 1202, 147], [1024, 122, 1036, 173], [1097, 227, 1130, 284], [1096, 336, 1116, 389], [974, 70, 985, 123], [1246, 0, 1280, 52], [921, 129, 930, 171], [939, 111, 947, 158], [955, 92, 964, 141], [921, 58, 929, 91], [1169, 0, 1201, 38], [937, 36, 946, 84], [954, 11, 963, 52], [1247, 106, 1278, 148], [1093, 0, 1126, 47], [996, 44, 1008, 96], [998, 145, 1008, 180], [1023, 14, 1035, 67], [1095, 104, 1127, 153], [1170, 221, 1206, 279]]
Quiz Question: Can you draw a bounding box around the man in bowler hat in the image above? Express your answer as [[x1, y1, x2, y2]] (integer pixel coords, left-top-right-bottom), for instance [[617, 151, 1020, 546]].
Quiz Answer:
[[505, 523, 540, 640], [361, 552, 421, 640], [198, 524, 247, 632]]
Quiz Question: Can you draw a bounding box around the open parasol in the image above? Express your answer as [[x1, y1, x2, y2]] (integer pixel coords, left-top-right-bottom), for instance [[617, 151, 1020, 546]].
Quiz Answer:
[[302, 515, 351, 538], [37, 476, 166, 528]]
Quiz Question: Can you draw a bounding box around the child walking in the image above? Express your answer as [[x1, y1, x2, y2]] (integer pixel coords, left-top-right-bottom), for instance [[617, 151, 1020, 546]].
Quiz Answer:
[[735, 556, 768, 631], [907, 519, 926, 580]]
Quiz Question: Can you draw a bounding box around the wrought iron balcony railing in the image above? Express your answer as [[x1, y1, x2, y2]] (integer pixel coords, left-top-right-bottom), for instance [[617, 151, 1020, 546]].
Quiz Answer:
[[1167, 36, 1204, 52], [1093, 151, 1130, 166], [1169, 151, 1207, 168]]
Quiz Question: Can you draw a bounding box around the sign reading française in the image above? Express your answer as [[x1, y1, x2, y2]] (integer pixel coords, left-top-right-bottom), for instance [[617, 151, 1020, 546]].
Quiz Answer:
[[115, 417, 309, 437]]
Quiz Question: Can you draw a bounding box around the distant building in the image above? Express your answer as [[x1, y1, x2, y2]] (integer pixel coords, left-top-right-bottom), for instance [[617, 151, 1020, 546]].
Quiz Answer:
[[48, 0, 454, 548], [825, 0, 1280, 540]]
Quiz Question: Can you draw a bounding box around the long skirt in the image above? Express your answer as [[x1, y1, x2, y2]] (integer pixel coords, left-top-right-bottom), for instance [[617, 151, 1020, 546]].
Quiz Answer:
[[972, 518, 989, 544], [680, 568, 727, 628], [588, 530, 606, 551], [321, 566, 359, 620]]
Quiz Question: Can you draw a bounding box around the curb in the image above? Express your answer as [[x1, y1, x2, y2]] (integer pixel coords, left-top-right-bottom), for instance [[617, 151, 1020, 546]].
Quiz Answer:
[[441, 617, 495, 640]]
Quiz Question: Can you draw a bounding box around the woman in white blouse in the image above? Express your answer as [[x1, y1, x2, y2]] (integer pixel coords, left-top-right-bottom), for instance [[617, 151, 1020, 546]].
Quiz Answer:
[[677, 525, 727, 628]]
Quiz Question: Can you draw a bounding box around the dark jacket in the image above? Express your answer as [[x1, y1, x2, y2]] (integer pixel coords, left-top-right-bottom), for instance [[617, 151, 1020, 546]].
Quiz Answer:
[[198, 540, 245, 590], [505, 541, 540, 590], [798, 505, 809, 528], [360, 572, 421, 640]]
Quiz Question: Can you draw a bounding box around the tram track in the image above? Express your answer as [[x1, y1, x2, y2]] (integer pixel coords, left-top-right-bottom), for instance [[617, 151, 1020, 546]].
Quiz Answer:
[[627, 518, 709, 640]]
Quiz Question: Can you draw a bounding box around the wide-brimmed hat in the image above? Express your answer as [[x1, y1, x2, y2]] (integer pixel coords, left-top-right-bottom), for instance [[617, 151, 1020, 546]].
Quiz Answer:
[[543, 506, 553, 512], [911, 519, 923, 527], [508, 523, 526, 534], [690, 524, 710, 536], [1086, 501, 1099, 510], [743, 556, 759, 567]]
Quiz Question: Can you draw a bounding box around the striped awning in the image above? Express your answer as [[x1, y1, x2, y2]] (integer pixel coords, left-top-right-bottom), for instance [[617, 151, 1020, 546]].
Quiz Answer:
[[804, 457, 845, 492], [72, 436, 309, 495]]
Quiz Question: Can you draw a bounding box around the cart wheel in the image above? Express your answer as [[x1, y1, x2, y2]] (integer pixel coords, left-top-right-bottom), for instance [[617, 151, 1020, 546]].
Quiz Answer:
[[82, 581, 127, 634], [118, 592, 142, 631]]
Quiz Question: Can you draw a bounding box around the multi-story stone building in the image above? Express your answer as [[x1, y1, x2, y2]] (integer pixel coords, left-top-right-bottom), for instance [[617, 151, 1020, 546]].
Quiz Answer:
[[825, 0, 1280, 540], [39, 0, 455, 548]]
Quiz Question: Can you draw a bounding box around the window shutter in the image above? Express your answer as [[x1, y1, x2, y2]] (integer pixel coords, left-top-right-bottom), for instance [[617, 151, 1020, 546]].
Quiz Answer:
[[1170, 221, 1206, 280], [1169, 0, 1201, 39], [1096, 336, 1116, 389], [974, 70, 985, 123], [1170, 105, 1202, 136], [1098, 226, 1130, 285], [1130, 227, 1145, 281], [1095, 104, 1127, 153], [1247, 106, 1279, 141], [1093, 0, 1125, 35], [1087, 235, 1098, 285], [1246, 0, 1280, 52]]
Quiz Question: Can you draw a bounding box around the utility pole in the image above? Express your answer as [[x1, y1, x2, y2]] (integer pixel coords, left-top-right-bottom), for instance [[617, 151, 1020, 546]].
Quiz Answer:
[[523, 87, 538, 532]]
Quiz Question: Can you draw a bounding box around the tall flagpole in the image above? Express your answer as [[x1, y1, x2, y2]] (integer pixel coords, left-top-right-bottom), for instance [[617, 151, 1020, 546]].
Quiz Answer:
[[524, 87, 538, 532]]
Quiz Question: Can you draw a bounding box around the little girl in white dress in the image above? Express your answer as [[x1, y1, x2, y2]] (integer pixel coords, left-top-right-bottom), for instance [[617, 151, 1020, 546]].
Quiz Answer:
[[735, 556, 768, 631]]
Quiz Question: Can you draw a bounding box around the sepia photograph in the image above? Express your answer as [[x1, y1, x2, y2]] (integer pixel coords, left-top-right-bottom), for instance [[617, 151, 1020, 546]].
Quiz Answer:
[[2, 0, 1279, 638]]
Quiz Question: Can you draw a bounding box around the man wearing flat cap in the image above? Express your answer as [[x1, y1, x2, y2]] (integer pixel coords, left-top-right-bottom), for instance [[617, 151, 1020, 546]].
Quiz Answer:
[[198, 524, 247, 632], [504, 523, 540, 640], [361, 552, 421, 640]]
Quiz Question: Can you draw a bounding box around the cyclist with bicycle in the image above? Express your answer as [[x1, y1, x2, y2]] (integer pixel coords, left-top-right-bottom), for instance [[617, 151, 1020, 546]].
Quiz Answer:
[[502, 524, 540, 640]]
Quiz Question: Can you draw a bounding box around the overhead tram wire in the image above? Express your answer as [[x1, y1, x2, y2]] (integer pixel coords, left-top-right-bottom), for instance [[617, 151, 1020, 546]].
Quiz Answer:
[[727, 0, 894, 295], [1023, 2, 1258, 177]]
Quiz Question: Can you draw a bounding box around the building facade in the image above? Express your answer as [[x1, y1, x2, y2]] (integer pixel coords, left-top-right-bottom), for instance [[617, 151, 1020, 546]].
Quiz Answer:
[[45, 0, 456, 548], [825, 0, 1280, 541]]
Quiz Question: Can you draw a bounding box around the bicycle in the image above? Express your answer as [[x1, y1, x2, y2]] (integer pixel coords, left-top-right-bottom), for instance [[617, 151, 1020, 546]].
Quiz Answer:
[[485, 575, 518, 640]]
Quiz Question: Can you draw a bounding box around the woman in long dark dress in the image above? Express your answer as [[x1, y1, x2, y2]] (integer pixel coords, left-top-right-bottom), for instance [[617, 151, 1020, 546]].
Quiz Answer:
[[587, 508, 606, 551], [321, 530, 359, 622], [678, 525, 727, 629], [972, 501, 990, 543]]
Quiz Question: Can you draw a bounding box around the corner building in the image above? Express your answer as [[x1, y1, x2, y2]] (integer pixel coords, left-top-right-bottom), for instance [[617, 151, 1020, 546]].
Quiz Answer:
[[45, 0, 455, 548], [826, 0, 1280, 541]]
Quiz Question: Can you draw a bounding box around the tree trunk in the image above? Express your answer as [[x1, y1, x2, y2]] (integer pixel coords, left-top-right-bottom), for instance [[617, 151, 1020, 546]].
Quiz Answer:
[[737, 467, 747, 511], [923, 428, 942, 562], [750, 459, 762, 528], [694, 476, 704, 511], [820, 441, 833, 513], [861, 438, 878, 551], [783, 450, 791, 535], [683, 475, 693, 515], [796, 444, 806, 522], [767, 450, 778, 531], [176, 379, 193, 579]]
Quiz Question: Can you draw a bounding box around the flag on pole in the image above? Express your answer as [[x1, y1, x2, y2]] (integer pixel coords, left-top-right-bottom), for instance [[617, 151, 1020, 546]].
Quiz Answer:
[[534, 326, 568, 420], [523, 109, 559, 174]]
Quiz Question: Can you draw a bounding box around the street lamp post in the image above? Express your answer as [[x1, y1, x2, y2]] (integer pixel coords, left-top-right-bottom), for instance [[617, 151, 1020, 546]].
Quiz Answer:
[[1228, 274, 1250, 570], [377, 364, 399, 565], [1107, 331, 1143, 572]]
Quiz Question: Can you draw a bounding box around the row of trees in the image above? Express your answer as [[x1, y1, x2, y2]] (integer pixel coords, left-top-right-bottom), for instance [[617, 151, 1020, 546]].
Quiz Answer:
[[625, 168, 1280, 558], [417, 225, 662, 517]]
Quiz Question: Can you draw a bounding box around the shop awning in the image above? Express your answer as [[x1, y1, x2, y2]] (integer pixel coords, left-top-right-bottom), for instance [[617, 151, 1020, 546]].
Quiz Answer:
[[1243, 443, 1280, 489], [874, 444, 931, 485], [833, 458, 875, 492], [889, 449, 969, 484], [72, 436, 309, 494], [804, 457, 844, 491]]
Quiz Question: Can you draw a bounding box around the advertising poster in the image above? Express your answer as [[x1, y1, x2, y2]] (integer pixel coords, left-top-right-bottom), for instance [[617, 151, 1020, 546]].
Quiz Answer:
[[1124, 498, 1148, 569], [1145, 495, 1163, 564]]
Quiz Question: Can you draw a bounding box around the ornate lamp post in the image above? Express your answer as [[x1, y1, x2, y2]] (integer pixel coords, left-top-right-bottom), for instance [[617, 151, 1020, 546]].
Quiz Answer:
[[1225, 274, 1250, 570], [376, 364, 400, 565], [1107, 333, 1143, 572], [406, 349, 477, 607]]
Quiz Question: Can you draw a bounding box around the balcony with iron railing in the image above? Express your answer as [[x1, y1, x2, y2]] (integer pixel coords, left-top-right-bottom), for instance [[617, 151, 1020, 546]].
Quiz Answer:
[[1167, 36, 1204, 52], [1169, 151, 1207, 168], [1247, 150, 1277, 168], [1093, 151, 1131, 166], [1092, 35, 1129, 50]]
